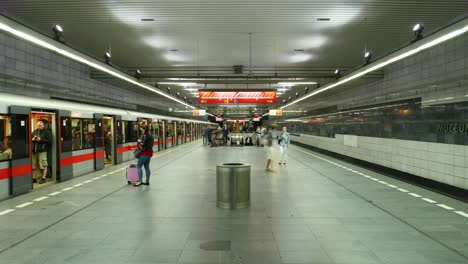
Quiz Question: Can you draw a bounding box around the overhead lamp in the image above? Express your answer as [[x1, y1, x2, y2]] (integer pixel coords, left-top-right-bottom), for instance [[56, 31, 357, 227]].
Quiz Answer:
[[176, 92, 180, 98], [134, 69, 142, 79], [334, 69, 341, 79], [304, 87, 309, 94], [166, 87, 171, 94], [364, 51, 372, 65], [104, 52, 111, 65], [413, 23, 424, 41], [52, 24, 64, 42], [184, 96, 187, 102], [288, 96, 292, 102], [295, 92, 299, 98]]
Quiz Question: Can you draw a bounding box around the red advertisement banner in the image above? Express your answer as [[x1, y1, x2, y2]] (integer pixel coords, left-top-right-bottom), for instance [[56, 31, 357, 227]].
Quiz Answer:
[[199, 91, 277, 104]]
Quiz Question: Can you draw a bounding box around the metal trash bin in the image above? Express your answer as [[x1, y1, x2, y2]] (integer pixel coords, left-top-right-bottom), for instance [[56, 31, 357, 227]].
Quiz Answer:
[[216, 163, 251, 209]]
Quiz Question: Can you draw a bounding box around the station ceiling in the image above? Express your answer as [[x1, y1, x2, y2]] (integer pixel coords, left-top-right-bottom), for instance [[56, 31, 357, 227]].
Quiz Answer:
[[0, 0, 466, 117]]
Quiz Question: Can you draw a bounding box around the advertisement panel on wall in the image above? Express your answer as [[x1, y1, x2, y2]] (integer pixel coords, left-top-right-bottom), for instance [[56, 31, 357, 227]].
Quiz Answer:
[[199, 91, 277, 104]]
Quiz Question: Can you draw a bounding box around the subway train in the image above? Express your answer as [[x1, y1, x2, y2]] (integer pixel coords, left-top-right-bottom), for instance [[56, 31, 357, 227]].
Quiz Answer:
[[0, 92, 210, 200]]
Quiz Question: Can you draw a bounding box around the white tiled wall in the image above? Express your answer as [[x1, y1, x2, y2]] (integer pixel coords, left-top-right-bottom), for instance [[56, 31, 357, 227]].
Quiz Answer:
[[291, 134, 468, 190]]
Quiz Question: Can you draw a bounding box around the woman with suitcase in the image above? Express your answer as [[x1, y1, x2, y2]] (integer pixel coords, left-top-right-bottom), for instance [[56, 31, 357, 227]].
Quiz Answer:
[[134, 126, 154, 186]]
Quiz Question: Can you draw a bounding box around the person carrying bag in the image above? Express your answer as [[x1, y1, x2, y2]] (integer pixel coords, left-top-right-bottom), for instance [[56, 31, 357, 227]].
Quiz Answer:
[[134, 126, 154, 186]]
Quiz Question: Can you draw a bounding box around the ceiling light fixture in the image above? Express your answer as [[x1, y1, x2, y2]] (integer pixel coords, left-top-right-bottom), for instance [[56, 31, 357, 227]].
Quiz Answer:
[[334, 69, 341, 79], [0, 17, 195, 108], [304, 87, 309, 94], [413, 23, 424, 41], [364, 51, 372, 65], [281, 20, 468, 109], [134, 69, 142, 79], [104, 52, 111, 65], [52, 24, 64, 42]]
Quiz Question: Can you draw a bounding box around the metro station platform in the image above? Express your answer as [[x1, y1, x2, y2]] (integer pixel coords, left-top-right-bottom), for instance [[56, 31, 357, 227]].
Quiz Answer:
[[0, 140, 468, 264]]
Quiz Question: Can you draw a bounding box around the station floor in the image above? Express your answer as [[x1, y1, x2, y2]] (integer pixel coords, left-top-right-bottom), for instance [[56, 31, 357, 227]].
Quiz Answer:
[[1, 140, 468, 264]]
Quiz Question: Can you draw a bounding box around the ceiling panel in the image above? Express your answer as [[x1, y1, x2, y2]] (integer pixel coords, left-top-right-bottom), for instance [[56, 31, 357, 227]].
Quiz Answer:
[[0, 0, 466, 117]]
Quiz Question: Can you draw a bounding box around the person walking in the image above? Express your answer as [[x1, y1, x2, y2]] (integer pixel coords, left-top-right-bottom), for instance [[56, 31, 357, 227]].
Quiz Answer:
[[32, 120, 51, 184], [278, 126, 290, 165], [135, 126, 154, 186]]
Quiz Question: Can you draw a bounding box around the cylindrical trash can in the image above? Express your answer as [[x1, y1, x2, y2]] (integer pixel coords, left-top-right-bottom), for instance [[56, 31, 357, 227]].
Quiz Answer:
[[216, 163, 251, 209]]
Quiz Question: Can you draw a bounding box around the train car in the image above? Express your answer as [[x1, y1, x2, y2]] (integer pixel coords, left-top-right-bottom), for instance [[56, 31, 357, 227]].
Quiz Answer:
[[0, 92, 209, 200]]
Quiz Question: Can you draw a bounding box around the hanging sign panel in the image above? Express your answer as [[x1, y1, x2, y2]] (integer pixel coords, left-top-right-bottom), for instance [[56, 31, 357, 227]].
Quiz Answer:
[[192, 109, 207, 116], [269, 109, 283, 116], [199, 91, 277, 104]]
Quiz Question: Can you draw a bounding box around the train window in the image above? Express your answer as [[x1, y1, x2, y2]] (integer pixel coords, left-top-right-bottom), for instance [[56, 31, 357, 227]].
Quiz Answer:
[[72, 119, 82, 151], [0, 115, 12, 161], [61, 117, 73, 152], [72, 118, 96, 151], [116, 120, 126, 144]]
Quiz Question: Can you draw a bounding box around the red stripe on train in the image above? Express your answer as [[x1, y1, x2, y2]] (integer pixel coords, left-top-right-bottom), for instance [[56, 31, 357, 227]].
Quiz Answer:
[[0, 167, 10, 180], [61, 150, 106, 167], [0, 164, 32, 180], [117, 144, 138, 154]]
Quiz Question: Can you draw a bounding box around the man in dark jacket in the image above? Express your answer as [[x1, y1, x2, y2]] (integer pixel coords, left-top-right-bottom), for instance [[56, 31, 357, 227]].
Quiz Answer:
[[32, 120, 51, 184]]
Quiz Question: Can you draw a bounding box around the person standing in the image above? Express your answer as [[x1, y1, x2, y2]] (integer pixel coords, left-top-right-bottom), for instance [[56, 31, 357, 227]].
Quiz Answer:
[[262, 126, 274, 171], [104, 131, 112, 164], [202, 125, 208, 145], [278, 126, 290, 165], [222, 124, 229, 145], [135, 126, 154, 186], [32, 120, 51, 184]]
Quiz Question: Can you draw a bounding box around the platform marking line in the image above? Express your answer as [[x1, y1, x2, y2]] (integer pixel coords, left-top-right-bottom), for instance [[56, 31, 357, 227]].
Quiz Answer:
[[33, 196, 48, 202], [16, 202, 33, 208], [437, 204, 454, 210], [49, 191, 61, 196], [0, 209, 15, 216], [422, 198, 437, 203], [62, 187, 73, 191], [454, 211, 468, 218], [93, 177, 100, 180], [74, 183, 83, 187], [84, 180, 92, 183], [290, 146, 467, 220]]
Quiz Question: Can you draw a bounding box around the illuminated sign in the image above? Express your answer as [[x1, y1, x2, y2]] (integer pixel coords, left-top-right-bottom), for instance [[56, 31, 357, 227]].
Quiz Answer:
[[199, 91, 277, 104], [192, 109, 206, 116], [269, 109, 283, 116]]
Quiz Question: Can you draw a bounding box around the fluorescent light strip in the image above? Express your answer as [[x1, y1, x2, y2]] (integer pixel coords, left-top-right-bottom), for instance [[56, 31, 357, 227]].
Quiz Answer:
[[281, 23, 468, 109], [0, 209, 15, 215], [0, 19, 194, 109]]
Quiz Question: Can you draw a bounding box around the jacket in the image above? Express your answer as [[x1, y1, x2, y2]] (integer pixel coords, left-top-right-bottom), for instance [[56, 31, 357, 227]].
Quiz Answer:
[[32, 129, 51, 153], [278, 132, 290, 147], [139, 133, 154, 157]]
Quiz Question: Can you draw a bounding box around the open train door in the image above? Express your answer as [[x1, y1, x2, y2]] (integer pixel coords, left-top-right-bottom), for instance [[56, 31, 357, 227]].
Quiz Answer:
[[57, 110, 72, 182], [9, 106, 32, 196], [94, 113, 105, 170]]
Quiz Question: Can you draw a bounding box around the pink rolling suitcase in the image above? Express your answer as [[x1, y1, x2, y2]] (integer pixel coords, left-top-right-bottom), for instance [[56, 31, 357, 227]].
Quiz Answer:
[[126, 164, 139, 184]]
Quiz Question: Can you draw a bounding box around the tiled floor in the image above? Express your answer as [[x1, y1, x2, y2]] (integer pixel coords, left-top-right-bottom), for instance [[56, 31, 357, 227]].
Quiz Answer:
[[0, 140, 468, 264]]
